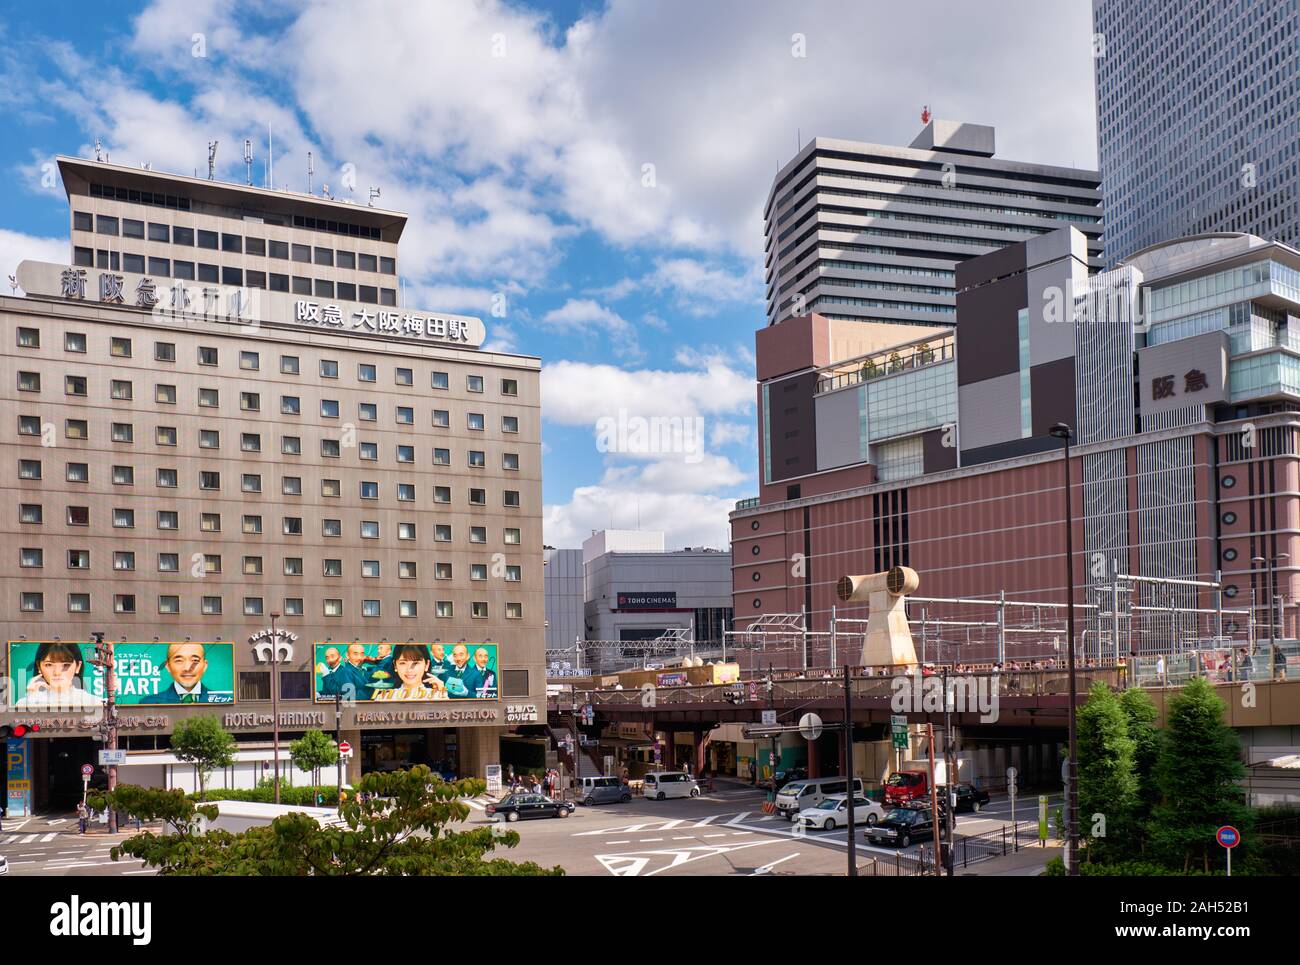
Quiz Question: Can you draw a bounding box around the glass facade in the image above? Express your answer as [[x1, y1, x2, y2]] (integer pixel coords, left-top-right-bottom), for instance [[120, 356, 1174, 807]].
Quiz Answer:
[[865, 360, 956, 442], [1230, 350, 1300, 401], [1017, 308, 1032, 438]]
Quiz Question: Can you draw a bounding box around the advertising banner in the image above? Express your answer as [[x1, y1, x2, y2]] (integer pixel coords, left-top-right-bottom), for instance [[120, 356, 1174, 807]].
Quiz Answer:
[[6, 641, 235, 708], [313, 642, 498, 702], [616, 591, 678, 610]]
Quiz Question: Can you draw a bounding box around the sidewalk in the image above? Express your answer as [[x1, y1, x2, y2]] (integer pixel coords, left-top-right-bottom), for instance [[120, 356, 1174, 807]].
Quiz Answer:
[[957, 842, 1061, 876]]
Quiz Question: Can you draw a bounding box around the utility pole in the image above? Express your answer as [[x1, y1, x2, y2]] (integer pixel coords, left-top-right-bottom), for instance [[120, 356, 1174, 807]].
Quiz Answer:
[[767, 663, 777, 785], [843, 663, 857, 876], [270, 611, 282, 805], [926, 723, 942, 876], [91, 631, 119, 833], [334, 692, 344, 807], [943, 667, 955, 876]]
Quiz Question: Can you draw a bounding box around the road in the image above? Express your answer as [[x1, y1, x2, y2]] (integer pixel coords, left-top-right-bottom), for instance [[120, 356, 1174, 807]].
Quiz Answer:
[[1, 787, 1061, 876]]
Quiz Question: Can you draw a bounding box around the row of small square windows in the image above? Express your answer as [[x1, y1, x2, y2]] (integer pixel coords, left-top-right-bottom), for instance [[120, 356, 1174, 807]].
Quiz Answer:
[[17, 419, 522, 471], [74, 212, 395, 270], [16, 504, 524, 543], [18, 591, 522, 620], [14, 328, 521, 395], [16, 458, 522, 505], [72, 247, 397, 304], [19, 547, 522, 581]]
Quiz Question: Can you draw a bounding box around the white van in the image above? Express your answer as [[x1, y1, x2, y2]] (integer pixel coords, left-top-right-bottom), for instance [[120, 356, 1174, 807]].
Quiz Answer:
[[642, 771, 700, 800], [774, 776, 864, 820]]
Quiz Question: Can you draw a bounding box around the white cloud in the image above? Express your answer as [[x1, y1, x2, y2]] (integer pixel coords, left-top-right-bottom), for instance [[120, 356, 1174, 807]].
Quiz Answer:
[[541, 358, 753, 427], [545, 484, 737, 550], [709, 420, 751, 448], [0, 229, 67, 285], [539, 299, 642, 358]]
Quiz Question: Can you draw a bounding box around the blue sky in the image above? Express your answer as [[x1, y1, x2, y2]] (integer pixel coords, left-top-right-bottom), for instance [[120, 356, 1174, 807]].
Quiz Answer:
[[0, 0, 1098, 549]]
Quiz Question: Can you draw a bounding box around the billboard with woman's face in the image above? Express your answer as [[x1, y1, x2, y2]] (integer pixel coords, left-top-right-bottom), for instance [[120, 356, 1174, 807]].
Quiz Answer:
[[5, 641, 236, 710], [313, 642, 498, 702]]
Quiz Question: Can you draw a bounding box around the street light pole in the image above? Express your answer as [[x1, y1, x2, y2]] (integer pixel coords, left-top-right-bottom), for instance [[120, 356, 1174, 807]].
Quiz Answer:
[[270, 611, 282, 806], [1050, 423, 1079, 877]]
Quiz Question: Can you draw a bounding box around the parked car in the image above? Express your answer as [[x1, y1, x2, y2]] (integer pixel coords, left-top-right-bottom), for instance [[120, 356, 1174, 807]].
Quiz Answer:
[[865, 805, 940, 848], [945, 783, 990, 813], [795, 794, 884, 831], [769, 766, 808, 791], [578, 776, 632, 805], [485, 793, 574, 822], [642, 771, 700, 800]]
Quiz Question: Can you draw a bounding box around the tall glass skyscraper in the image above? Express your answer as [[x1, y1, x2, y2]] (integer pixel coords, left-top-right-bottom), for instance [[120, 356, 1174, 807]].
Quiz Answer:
[[1094, 0, 1300, 264]]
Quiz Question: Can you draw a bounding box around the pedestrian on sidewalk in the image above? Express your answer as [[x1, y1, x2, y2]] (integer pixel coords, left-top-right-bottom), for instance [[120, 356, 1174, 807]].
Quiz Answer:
[[748, 757, 757, 786], [77, 801, 88, 835]]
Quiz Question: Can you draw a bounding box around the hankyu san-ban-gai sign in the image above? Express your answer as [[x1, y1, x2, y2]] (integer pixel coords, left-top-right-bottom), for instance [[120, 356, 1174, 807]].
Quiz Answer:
[[14, 260, 486, 348]]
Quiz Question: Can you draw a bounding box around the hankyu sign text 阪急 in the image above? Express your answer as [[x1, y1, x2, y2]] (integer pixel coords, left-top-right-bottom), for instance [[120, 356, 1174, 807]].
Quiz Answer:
[[15, 260, 485, 348]]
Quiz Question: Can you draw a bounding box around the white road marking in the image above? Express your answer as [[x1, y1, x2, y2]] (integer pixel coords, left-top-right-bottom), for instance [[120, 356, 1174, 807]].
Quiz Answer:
[[693, 815, 718, 827], [725, 811, 750, 825], [606, 840, 631, 845], [658, 820, 685, 830], [595, 838, 787, 877], [640, 837, 663, 842], [40, 833, 57, 842], [751, 853, 800, 875], [672, 836, 694, 840], [20, 834, 37, 844], [702, 833, 727, 838]]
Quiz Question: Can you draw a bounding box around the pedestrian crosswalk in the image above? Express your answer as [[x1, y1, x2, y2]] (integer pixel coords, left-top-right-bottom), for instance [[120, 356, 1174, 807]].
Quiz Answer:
[[2, 832, 58, 844]]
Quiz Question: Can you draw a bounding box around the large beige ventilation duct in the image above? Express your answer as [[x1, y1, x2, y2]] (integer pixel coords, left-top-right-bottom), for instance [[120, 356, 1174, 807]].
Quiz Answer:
[[836, 566, 920, 667]]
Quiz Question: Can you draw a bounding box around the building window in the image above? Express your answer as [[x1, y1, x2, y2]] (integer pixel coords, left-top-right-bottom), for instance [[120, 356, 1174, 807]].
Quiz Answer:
[[400, 600, 418, 618], [200, 470, 221, 490], [113, 508, 135, 528], [201, 512, 221, 532], [395, 367, 413, 386], [283, 517, 303, 536], [503, 452, 520, 470], [112, 422, 134, 443], [471, 602, 488, 619], [243, 514, 263, 535], [396, 445, 414, 463], [501, 378, 518, 396], [360, 481, 379, 500], [114, 595, 137, 614], [321, 478, 341, 497], [470, 488, 486, 506], [283, 557, 303, 576], [20, 547, 43, 568], [504, 491, 520, 508], [471, 563, 488, 581], [358, 363, 376, 382], [157, 510, 178, 530], [16, 327, 39, 348], [240, 392, 261, 412], [432, 409, 450, 428], [18, 415, 40, 436], [17, 371, 40, 392], [323, 559, 343, 577], [156, 384, 177, 404], [65, 332, 86, 353], [241, 432, 262, 453], [111, 380, 133, 401], [362, 599, 381, 618], [360, 442, 378, 460], [281, 355, 300, 375], [67, 549, 90, 569], [199, 430, 220, 449], [65, 375, 87, 397], [202, 596, 223, 615], [397, 483, 415, 501], [435, 524, 452, 542], [505, 602, 523, 620], [67, 505, 90, 526], [111, 465, 133, 486], [110, 337, 132, 358], [158, 596, 180, 615], [320, 359, 338, 379], [398, 522, 416, 540], [157, 426, 177, 446], [243, 597, 264, 616], [158, 553, 178, 572], [504, 528, 521, 544], [433, 448, 450, 466], [435, 562, 452, 580], [283, 436, 302, 455], [243, 556, 263, 576], [240, 672, 270, 700], [20, 592, 44, 612], [432, 371, 449, 390], [321, 399, 340, 419], [65, 419, 88, 440], [395, 406, 413, 425], [467, 412, 485, 431], [198, 346, 218, 366], [19, 459, 42, 480], [506, 564, 522, 582], [114, 551, 135, 571], [435, 486, 451, 504], [467, 375, 484, 393], [323, 599, 343, 617], [502, 416, 519, 433], [284, 598, 304, 616], [360, 520, 380, 539], [68, 593, 91, 613], [323, 518, 342, 537], [468, 451, 486, 468], [321, 439, 340, 458], [282, 476, 302, 496], [155, 341, 176, 362], [399, 561, 418, 579], [21, 503, 43, 524], [470, 526, 487, 543], [436, 601, 454, 618]]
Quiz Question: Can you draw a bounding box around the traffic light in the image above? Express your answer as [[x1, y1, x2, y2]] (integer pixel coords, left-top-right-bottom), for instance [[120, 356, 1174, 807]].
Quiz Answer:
[[0, 723, 40, 739]]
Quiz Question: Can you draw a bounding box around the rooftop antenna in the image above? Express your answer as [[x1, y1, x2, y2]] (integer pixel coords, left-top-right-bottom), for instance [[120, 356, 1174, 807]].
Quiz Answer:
[[94, 138, 104, 162], [307, 151, 314, 195], [368, 186, 381, 207], [207, 140, 218, 180], [322, 183, 333, 200], [243, 139, 253, 186]]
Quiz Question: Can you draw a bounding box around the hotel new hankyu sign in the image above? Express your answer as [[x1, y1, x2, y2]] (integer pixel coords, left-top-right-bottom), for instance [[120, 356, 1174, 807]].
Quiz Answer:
[[16, 260, 486, 348]]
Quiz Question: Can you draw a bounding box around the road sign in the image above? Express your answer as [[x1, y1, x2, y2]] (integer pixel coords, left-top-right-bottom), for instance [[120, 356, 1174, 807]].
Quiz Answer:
[[891, 729, 909, 750], [338, 740, 352, 757], [81, 764, 94, 777], [98, 749, 126, 766], [748, 682, 758, 701], [798, 713, 823, 741], [768, 752, 776, 767], [890, 715, 907, 728], [1006, 766, 1019, 794], [1217, 825, 1240, 876], [761, 710, 777, 726], [485, 764, 502, 794]]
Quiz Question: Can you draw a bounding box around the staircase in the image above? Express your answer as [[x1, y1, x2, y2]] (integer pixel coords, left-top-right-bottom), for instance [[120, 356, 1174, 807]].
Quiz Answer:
[[548, 725, 603, 779]]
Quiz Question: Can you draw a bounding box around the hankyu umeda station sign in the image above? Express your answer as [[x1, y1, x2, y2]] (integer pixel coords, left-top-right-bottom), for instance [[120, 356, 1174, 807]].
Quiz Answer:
[[14, 260, 486, 348]]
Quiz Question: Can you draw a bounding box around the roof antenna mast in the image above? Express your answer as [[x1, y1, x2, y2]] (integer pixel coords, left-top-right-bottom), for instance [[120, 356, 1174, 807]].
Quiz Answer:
[[307, 151, 314, 195], [207, 140, 218, 180], [243, 139, 253, 186]]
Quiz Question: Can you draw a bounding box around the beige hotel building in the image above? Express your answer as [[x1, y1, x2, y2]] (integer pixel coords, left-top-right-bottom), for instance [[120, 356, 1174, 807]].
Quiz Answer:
[[1, 157, 544, 811]]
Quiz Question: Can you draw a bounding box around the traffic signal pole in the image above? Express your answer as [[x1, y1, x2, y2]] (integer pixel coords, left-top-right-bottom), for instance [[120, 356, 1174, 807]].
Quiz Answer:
[[92, 631, 119, 834]]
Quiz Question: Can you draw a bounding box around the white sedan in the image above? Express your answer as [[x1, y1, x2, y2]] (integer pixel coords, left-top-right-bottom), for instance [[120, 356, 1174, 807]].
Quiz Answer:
[[795, 794, 885, 831]]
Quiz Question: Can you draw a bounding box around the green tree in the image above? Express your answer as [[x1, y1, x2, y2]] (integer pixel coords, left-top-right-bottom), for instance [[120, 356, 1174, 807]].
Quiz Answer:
[[1148, 678, 1249, 872], [170, 715, 237, 801], [290, 729, 341, 793], [1120, 687, 1161, 844], [1076, 681, 1138, 860], [105, 766, 563, 876]]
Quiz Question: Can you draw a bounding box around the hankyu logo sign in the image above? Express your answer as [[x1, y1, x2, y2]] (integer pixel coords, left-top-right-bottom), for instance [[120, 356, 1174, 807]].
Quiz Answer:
[[15, 260, 486, 348]]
